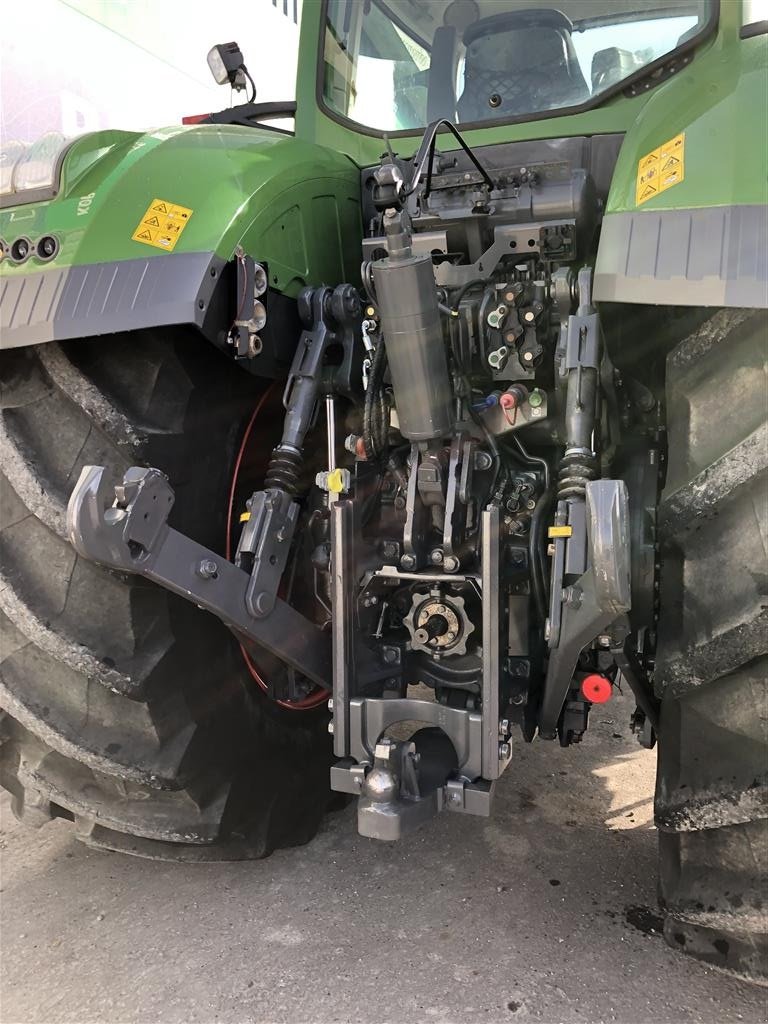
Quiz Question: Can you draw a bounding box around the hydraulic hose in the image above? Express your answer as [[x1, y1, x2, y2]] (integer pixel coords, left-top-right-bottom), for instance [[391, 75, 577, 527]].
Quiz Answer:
[[510, 436, 552, 623], [363, 340, 389, 460]]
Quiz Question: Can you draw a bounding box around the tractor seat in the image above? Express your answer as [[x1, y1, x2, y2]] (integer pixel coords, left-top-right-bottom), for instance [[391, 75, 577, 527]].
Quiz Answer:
[[457, 8, 590, 123]]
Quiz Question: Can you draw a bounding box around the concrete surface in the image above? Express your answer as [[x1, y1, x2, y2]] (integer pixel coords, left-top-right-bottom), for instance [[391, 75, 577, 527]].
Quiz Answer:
[[0, 692, 764, 1024]]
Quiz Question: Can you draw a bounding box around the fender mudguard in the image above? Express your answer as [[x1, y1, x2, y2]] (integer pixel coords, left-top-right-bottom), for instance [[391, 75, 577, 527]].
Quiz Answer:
[[594, 12, 768, 309], [0, 125, 362, 350]]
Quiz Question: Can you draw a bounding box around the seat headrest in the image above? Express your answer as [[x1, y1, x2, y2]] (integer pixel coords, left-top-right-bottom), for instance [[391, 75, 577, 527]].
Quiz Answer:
[[463, 8, 574, 48]]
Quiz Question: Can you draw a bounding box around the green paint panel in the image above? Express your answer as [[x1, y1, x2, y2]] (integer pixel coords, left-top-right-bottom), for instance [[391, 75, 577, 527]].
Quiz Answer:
[[0, 125, 362, 296], [604, 14, 768, 212]]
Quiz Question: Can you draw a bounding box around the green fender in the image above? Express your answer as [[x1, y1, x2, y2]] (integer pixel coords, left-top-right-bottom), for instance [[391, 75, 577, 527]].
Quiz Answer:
[[594, 6, 768, 308], [0, 125, 362, 349]]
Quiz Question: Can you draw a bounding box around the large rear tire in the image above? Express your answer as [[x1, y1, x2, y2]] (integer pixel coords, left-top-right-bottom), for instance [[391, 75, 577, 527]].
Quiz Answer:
[[655, 308, 768, 980], [0, 330, 334, 859]]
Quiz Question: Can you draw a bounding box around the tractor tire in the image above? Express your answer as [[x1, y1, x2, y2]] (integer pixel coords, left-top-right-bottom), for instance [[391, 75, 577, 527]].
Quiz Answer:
[[0, 329, 333, 860], [654, 308, 768, 980]]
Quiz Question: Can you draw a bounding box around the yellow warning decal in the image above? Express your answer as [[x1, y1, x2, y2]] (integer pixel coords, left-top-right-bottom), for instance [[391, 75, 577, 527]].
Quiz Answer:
[[548, 525, 573, 539], [636, 133, 685, 206], [131, 198, 193, 251]]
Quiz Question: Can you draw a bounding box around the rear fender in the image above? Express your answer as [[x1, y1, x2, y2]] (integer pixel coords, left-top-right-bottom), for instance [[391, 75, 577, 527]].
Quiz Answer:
[[0, 125, 362, 358], [594, 8, 768, 309]]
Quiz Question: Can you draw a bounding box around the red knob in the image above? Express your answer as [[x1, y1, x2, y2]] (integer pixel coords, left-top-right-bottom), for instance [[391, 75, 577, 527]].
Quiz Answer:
[[499, 392, 517, 410], [581, 674, 612, 703]]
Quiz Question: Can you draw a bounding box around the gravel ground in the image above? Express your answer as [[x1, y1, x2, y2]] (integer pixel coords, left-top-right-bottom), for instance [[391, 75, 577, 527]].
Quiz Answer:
[[0, 692, 764, 1024]]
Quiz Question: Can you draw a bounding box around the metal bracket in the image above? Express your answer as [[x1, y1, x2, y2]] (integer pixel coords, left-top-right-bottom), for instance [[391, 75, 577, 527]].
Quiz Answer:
[[349, 698, 483, 781], [538, 479, 631, 739], [67, 465, 331, 688], [481, 506, 506, 780], [329, 500, 510, 839], [237, 488, 299, 618]]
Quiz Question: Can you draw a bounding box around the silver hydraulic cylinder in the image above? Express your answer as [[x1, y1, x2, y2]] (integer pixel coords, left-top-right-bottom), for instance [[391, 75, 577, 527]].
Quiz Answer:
[[373, 215, 454, 442]]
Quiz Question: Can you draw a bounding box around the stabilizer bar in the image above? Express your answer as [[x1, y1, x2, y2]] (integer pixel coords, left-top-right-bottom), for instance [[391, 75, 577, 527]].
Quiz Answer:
[[67, 465, 332, 688]]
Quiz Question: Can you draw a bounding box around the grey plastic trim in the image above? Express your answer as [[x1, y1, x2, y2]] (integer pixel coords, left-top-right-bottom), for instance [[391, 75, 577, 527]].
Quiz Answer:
[[594, 206, 768, 308], [0, 251, 224, 349]]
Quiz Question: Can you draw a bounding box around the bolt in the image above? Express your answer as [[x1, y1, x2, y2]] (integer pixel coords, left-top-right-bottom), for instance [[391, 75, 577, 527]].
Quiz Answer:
[[449, 790, 462, 805], [474, 450, 493, 471], [499, 742, 511, 760], [523, 351, 534, 362], [544, 617, 551, 641], [327, 698, 334, 711], [526, 499, 536, 511], [598, 635, 612, 648], [400, 553, 416, 570], [443, 555, 460, 573], [430, 548, 444, 565], [524, 310, 535, 323], [547, 542, 556, 556], [382, 647, 399, 664], [196, 559, 218, 579], [327, 721, 334, 734], [498, 718, 510, 738]]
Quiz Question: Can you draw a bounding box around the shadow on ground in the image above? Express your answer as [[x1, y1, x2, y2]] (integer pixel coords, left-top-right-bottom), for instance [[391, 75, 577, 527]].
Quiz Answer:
[[0, 692, 764, 1024]]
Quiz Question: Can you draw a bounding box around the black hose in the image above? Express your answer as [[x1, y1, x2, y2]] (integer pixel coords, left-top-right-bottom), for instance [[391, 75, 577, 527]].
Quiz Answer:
[[361, 260, 378, 306], [528, 499, 549, 623], [448, 278, 488, 313], [363, 341, 389, 461], [511, 435, 550, 492], [465, 389, 502, 497], [510, 436, 552, 623]]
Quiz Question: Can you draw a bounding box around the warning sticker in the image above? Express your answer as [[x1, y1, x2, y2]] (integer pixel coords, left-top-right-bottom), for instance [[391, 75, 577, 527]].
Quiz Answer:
[[131, 198, 193, 251], [636, 133, 685, 206]]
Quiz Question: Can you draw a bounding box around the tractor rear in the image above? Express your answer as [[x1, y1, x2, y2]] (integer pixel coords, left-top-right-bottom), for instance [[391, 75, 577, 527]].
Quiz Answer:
[[0, 0, 766, 980]]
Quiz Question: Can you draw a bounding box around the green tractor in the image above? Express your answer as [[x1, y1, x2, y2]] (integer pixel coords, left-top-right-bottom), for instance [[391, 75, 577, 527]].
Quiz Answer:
[[1, 0, 766, 981]]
